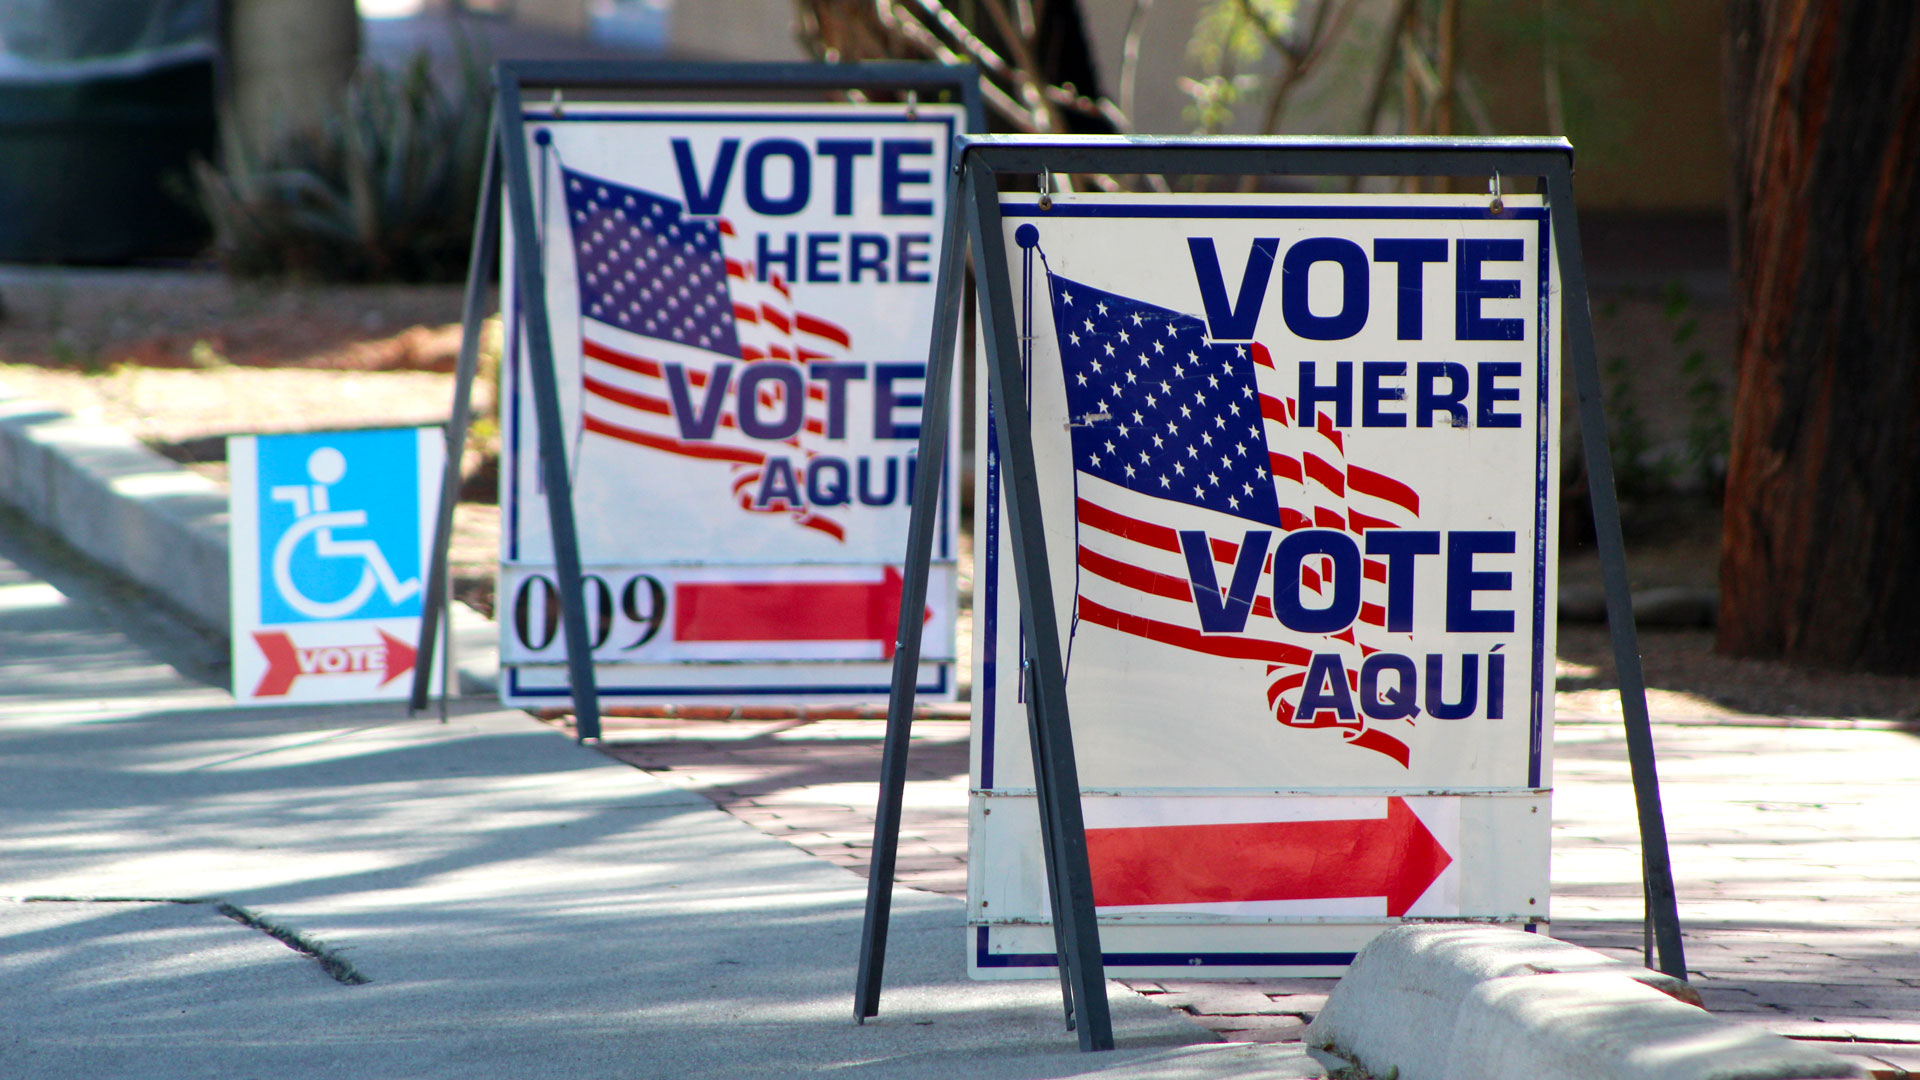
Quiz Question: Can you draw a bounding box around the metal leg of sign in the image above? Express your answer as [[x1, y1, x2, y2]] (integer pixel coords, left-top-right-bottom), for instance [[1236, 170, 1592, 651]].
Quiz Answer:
[[412, 122, 501, 718], [854, 167, 970, 1024], [1024, 659, 1077, 1032], [1643, 865, 1656, 970], [495, 76, 603, 743], [1546, 160, 1687, 980], [966, 156, 1112, 1053]]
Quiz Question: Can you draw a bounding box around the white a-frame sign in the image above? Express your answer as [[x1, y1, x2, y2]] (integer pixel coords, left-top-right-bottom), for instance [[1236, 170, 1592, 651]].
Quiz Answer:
[[856, 137, 1685, 1054], [414, 62, 982, 737]]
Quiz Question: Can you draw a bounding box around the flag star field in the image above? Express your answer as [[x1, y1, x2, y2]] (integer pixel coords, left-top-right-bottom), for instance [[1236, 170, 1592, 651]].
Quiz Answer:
[[565, 169, 740, 359], [1051, 276, 1284, 529]]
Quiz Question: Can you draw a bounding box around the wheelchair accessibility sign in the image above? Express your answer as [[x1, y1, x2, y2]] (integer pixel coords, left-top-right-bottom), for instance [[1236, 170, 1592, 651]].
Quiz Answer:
[[229, 428, 445, 704]]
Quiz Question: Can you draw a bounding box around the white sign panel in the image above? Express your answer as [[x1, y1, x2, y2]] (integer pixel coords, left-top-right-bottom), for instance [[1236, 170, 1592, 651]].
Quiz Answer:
[[970, 193, 1559, 977], [230, 428, 444, 704], [500, 102, 963, 705]]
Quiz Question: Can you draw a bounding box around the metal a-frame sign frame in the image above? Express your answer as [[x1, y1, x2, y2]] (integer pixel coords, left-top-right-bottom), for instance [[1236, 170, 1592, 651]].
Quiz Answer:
[[855, 134, 1686, 1053], [410, 61, 984, 739]]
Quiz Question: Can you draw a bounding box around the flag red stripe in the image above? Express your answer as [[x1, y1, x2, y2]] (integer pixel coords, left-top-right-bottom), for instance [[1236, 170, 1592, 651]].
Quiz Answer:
[[1266, 671, 1306, 708], [1270, 453, 1302, 483], [1315, 412, 1345, 452], [1260, 394, 1289, 425], [583, 339, 662, 380], [795, 513, 846, 541], [1076, 497, 1243, 564], [795, 312, 851, 347], [1077, 597, 1311, 666], [1303, 452, 1346, 496], [1348, 464, 1421, 515], [1348, 728, 1412, 767], [583, 374, 669, 416], [1076, 497, 1180, 554], [583, 414, 763, 466], [1078, 544, 1192, 602], [1348, 508, 1397, 534]]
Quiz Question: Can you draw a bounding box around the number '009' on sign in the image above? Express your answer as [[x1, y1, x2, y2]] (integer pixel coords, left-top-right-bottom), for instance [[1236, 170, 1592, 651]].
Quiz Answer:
[[497, 564, 961, 666]]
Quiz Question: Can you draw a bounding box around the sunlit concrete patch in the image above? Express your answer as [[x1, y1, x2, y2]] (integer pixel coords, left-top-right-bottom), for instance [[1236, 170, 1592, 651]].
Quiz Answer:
[[0, 898, 350, 1001], [0, 579, 67, 612]]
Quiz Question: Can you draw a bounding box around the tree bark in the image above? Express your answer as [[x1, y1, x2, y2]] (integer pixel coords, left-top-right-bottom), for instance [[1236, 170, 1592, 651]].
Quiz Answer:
[[1719, 1, 1920, 672], [226, 0, 359, 151]]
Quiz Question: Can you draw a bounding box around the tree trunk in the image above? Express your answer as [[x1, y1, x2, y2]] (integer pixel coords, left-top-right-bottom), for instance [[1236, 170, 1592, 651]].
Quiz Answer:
[[226, 0, 359, 152], [1719, 1, 1920, 672]]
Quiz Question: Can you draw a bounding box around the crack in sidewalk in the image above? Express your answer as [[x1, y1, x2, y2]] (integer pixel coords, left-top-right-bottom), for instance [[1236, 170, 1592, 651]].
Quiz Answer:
[[8, 895, 369, 986]]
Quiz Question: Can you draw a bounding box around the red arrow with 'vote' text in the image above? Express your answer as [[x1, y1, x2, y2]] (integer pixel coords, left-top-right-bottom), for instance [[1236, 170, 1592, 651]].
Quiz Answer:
[[672, 567, 930, 657], [251, 629, 417, 697], [1084, 796, 1452, 916]]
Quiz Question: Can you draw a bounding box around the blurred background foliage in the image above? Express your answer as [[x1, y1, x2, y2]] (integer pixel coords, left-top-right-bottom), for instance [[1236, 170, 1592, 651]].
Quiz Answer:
[[191, 46, 490, 281]]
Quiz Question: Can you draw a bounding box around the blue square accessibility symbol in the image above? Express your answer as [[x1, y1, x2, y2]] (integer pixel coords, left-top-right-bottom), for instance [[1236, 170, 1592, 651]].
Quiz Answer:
[[256, 429, 424, 625]]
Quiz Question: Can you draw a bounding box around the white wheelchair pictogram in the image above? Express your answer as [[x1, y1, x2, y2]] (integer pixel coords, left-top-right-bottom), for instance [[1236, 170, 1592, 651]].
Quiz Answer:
[[270, 446, 422, 620]]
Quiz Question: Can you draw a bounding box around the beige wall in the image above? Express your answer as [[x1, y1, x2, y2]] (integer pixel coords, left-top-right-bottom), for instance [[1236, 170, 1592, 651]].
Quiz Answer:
[[508, 0, 588, 36], [485, 0, 804, 59], [416, 0, 1729, 211], [1075, 0, 1728, 212], [231, 0, 361, 149], [669, 0, 806, 61], [1458, 0, 1727, 212]]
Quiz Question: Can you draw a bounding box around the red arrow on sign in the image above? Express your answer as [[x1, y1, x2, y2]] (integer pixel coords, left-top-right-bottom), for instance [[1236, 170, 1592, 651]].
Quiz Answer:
[[252, 629, 417, 697], [672, 566, 930, 657], [1084, 796, 1451, 916]]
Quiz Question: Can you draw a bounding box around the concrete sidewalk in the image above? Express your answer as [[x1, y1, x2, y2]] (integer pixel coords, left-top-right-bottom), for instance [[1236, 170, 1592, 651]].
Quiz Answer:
[[0, 521, 1331, 1079], [585, 708, 1920, 1075]]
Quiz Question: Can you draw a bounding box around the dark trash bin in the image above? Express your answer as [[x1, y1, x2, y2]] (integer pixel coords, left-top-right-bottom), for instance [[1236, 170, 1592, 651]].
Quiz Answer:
[[0, 0, 218, 263]]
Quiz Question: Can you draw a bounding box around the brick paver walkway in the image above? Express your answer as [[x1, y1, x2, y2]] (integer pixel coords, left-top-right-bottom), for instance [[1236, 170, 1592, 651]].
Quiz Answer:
[[583, 708, 1920, 1075]]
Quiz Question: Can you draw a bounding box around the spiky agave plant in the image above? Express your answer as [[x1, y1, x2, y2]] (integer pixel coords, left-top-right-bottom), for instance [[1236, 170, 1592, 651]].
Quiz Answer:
[[194, 47, 489, 282]]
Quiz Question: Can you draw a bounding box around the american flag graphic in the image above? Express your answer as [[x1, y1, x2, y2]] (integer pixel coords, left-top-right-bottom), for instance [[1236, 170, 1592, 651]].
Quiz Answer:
[[1032, 251, 1427, 767], [562, 167, 853, 541]]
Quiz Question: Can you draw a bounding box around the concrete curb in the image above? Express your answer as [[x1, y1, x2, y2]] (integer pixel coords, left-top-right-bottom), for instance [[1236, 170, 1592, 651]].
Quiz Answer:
[[1305, 925, 1865, 1080], [0, 381, 498, 694], [0, 383, 229, 630]]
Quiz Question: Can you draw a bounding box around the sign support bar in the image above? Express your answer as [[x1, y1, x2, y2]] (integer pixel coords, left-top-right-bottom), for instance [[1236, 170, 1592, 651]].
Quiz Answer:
[[964, 152, 1115, 1049], [493, 71, 605, 741], [1541, 159, 1686, 978], [854, 165, 971, 1025], [412, 114, 501, 719]]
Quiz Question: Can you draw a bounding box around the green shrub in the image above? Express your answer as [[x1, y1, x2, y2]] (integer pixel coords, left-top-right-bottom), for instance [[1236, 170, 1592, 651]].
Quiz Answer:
[[193, 49, 489, 282]]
